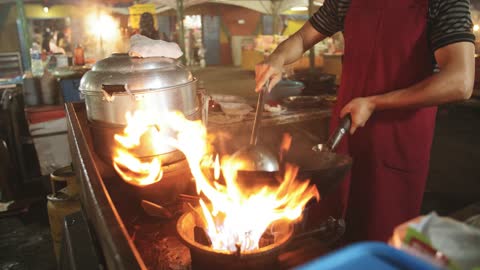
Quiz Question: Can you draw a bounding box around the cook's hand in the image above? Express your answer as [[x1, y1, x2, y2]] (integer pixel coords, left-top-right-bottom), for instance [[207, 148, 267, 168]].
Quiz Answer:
[[255, 58, 283, 92], [341, 97, 376, 134]]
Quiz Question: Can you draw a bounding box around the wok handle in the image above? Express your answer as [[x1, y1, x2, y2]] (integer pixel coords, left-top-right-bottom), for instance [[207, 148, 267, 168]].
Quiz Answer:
[[325, 114, 351, 151], [250, 80, 269, 145]]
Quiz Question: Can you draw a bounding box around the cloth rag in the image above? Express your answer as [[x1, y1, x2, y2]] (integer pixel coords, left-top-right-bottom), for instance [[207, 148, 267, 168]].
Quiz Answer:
[[129, 34, 183, 59]]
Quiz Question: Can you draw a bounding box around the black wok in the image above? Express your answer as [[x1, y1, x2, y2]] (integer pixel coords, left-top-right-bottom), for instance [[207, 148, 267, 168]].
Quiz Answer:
[[288, 144, 351, 197], [233, 115, 352, 197], [285, 114, 352, 196]]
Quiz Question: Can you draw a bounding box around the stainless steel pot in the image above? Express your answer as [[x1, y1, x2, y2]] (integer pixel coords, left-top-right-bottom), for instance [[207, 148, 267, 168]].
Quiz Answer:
[[79, 53, 200, 164], [80, 53, 198, 125]]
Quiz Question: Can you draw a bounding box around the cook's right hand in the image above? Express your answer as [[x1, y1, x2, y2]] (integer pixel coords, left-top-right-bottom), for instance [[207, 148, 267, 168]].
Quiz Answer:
[[255, 59, 283, 92]]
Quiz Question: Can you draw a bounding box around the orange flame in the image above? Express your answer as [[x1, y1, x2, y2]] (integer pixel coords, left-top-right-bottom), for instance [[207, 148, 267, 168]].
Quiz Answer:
[[213, 154, 221, 180], [113, 110, 210, 186], [113, 150, 163, 186], [113, 111, 165, 186], [197, 160, 319, 252], [113, 110, 319, 252]]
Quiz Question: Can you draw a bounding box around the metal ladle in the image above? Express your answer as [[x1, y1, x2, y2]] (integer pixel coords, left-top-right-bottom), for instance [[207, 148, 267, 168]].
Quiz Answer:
[[230, 80, 279, 172]]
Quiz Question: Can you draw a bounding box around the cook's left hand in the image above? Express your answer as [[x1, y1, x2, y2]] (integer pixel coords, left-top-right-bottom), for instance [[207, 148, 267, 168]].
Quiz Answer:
[[341, 97, 376, 134]]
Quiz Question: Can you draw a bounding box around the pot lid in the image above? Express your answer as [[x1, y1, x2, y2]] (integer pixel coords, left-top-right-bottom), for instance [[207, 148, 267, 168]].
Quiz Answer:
[[79, 53, 194, 93]]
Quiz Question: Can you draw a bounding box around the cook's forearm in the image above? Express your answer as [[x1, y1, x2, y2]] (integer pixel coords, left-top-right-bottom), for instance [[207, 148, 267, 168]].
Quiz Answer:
[[268, 34, 306, 66], [267, 21, 327, 67], [370, 42, 475, 111], [371, 70, 473, 110]]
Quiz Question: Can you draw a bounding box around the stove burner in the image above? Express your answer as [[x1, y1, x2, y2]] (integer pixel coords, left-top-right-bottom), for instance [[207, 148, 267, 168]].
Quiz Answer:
[[176, 207, 294, 270]]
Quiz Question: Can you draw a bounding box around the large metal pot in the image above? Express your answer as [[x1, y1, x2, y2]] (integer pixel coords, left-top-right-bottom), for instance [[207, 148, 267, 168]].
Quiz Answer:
[[79, 53, 199, 164]]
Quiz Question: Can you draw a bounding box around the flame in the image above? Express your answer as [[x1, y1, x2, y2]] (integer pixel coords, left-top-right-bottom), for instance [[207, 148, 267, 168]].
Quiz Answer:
[[113, 110, 319, 252], [113, 111, 165, 186], [279, 133, 292, 162], [196, 160, 319, 252], [113, 150, 163, 186], [213, 155, 221, 180], [113, 110, 209, 186]]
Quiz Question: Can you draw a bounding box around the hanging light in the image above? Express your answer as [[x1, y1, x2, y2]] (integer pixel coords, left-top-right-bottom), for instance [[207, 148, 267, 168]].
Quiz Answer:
[[290, 6, 308, 11], [474, 24, 479, 32], [86, 12, 120, 40], [42, 1, 50, 14]]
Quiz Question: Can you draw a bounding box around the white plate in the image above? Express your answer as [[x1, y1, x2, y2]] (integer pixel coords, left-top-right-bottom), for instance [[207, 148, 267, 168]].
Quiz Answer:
[[219, 102, 253, 116], [211, 94, 246, 103]]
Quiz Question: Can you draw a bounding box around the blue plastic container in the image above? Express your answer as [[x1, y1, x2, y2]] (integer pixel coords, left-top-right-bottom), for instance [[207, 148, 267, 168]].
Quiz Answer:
[[59, 78, 83, 103], [295, 242, 440, 270]]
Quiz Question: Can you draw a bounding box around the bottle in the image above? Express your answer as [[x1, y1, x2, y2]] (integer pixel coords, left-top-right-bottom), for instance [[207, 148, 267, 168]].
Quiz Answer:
[[30, 42, 44, 77], [74, 44, 85, 66]]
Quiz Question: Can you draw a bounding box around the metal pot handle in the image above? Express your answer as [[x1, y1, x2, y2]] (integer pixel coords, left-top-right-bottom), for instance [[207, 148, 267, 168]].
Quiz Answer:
[[325, 114, 351, 151], [101, 84, 126, 95], [101, 84, 136, 102]]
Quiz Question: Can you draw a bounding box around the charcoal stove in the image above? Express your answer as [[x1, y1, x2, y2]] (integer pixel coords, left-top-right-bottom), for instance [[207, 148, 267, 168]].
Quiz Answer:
[[177, 208, 294, 270], [65, 102, 346, 270]]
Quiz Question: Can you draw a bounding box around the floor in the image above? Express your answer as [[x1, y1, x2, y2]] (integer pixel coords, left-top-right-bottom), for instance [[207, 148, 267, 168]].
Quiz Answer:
[[0, 199, 56, 270], [1, 66, 480, 270]]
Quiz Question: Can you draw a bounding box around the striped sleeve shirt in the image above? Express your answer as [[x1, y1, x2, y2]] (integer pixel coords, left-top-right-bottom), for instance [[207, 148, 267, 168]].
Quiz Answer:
[[309, 0, 476, 52]]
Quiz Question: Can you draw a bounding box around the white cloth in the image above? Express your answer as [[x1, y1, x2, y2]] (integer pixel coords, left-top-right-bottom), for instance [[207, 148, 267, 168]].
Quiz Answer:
[[129, 34, 183, 59], [0, 201, 14, 212]]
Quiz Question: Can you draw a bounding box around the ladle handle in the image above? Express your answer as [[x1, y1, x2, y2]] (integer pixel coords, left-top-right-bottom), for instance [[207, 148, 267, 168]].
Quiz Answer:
[[250, 80, 269, 145], [325, 114, 351, 151]]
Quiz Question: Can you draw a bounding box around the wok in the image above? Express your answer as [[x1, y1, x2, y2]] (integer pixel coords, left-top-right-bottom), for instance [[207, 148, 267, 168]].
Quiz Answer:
[[231, 115, 352, 197], [286, 141, 351, 197], [293, 115, 352, 196]]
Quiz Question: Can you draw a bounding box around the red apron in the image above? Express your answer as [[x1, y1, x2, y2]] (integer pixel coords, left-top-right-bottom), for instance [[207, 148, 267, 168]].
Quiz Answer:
[[327, 0, 437, 242]]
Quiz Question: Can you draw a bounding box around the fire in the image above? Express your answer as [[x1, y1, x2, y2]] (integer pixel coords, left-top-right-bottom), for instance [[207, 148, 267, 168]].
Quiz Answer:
[[197, 159, 319, 252], [113, 109, 319, 252], [113, 110, 210, 186], [113, 111, 165, 186], [113, 149, 163, 186]]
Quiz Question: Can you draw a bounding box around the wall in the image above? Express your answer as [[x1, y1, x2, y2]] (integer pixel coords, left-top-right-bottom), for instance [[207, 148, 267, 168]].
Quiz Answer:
[[0, 4, 84, 53], [0, 4, 20, 53], [1, 2, 264, 64], [25, 4, 77, 19], [165, 3, 308, 65], [0, 3, 125, 61], [214, 5, 261, 65], [166, 3, 263, 65]]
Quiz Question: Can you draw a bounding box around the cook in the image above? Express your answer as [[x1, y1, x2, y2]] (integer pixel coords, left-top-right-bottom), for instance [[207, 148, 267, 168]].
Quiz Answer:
[[255, 0, 475, 242]]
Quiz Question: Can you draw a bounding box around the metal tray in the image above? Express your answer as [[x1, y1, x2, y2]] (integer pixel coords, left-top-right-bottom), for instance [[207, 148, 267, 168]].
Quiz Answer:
[[282, 95, 335, 108]]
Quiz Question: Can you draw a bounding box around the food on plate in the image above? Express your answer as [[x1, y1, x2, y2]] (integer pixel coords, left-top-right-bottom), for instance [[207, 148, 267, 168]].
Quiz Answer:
[[264, 103, 286, 113]]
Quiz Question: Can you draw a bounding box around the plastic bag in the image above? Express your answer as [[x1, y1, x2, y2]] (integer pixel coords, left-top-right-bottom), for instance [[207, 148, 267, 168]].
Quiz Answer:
[[391, 212, 480, 270]]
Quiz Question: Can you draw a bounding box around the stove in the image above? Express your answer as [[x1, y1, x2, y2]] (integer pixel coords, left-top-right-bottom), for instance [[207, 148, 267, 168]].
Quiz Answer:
[[65, 102, 345, 270]]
